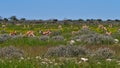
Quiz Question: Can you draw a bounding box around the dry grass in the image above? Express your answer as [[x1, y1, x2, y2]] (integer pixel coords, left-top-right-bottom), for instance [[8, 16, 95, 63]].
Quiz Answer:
[[16, 45, 54, 57], [8, 44, 120, 58], [85, 45, 120, 57]]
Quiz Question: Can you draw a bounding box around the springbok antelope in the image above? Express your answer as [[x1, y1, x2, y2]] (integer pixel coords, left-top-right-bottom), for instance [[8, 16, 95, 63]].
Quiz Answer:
[[9, 31, 17, 36], [109, 24, 113, 28], [58, 25, 62, 29], [105, 31, 112, 35], [98, 24, 104, 29], [118, 28, 120, 32], [98, 24, 108, 32], [71, 31, 79, 35], [39, 30, 52, 35], [82, 25, 89, 29], [25, 31, 35, 37], [2, 25, 6, 28], [103, 27, 107, 31]]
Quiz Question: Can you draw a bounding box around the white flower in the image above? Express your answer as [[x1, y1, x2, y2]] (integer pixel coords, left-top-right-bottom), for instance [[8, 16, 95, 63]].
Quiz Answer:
[[1, 60, 4, 63], [35, 56, 41, 59], [44, 58, 49, 61], [52, 59, 55, 62], [77, 61, 82, 64], [20, 57, 24, 60], [76, 39, 81, 42], [106, 58, 112, 62], [9, 60, 12, 63], [49, 61, 53, 64], [118, 63, 120, 65], [97, 62, 101, 64], [81, 58, 88, 62], [27, 57, 30, 60], [54, 63, 58, 65], [70, 40, 75, 45], [18, 60, 21, 63], [0, 59, 4, 63], [41, 62, 47, 65], [35, 56, 39, 59], [116, 61, 120, 63], [114, 39, 119, 43]]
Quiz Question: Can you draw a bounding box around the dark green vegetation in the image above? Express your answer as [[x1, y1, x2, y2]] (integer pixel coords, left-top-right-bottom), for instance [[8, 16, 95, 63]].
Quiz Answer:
[[0, 16, 120, 67]]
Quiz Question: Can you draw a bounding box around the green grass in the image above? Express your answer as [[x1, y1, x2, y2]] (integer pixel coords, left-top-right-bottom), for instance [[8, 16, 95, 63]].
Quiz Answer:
[[0, 57, 119, 68], [0, 23, 120, 67], [0, 37, 67, 46], [0, 23, 120, 46]]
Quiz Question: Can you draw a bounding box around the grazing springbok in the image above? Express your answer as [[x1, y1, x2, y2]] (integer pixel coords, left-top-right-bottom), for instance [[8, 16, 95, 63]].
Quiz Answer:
[[9, 31, 17, 36], [98, 24, 108, 32], [98, 24, 104, 29], [39, 29, 52, 35], [103, 27, 107, 31], [109, 24, 113, 28], [118, 28, 120, 32], [58, 25, 62, 30], [2, 25, 6, 28], [82, 25, 89, 29], [71, 31, 79, 35], [25, 31, 35, 37], [105, 31, 112, 35]]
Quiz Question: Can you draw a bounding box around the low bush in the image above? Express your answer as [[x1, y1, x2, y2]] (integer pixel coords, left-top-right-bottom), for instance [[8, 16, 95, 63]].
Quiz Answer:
[[94, 47, 115, 59], [0, 34, 11, 43], [51, 31, 61, 36], [0, 46, 24, 58], [51, 35, 64, 41], [74, 33, 115, 45], [44, 45, 89, 57], [79, 28, 95, 35], [39, 35, 49, 41]]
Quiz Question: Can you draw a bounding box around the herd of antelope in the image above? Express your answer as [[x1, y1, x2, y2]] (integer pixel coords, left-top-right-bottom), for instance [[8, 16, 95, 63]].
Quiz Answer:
[[9, 30, 52, 37], [98, 24, 112, 35], [71, 24, 118, 36], [1, 24, 52, 37], [1, 24, 120, 37]]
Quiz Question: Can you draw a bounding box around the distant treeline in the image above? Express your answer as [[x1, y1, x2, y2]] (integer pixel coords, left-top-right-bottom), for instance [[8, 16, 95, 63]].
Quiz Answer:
[[0, 16, 120, 24]]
